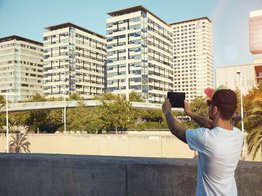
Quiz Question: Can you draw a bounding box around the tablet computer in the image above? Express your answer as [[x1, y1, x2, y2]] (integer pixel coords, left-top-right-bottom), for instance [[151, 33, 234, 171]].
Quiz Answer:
[[167, 92, 185, 108]]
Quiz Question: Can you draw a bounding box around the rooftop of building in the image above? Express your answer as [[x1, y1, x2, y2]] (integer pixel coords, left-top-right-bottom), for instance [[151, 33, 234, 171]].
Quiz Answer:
[[0, 35, 43, 46], [107, 5, 169, 26], [216, 63, 255, 69], [250, 9, 262, 17], [45, 22, 106, 39], [170, 17, 212, 25]]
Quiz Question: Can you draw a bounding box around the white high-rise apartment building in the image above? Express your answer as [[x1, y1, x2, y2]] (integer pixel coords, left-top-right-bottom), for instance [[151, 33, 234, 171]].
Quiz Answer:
[[0, 35, 43, 102], [43, 23, 106, 99], [106, 6, 174, 103], [249, 9, 262, 55], [171, 17, 213, 101], [249, 9, 262, 84]]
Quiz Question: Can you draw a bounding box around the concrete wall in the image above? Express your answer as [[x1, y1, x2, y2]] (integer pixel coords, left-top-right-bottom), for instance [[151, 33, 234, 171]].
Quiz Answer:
[[0, 133, 260, 161], [0, 133, 195, 158], [1, 133, 261, 161], [0, 154, 261, 196]]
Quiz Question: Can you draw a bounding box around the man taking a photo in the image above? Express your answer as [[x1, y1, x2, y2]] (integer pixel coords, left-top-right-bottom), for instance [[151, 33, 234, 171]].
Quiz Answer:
[[162, 85, 243, 196]]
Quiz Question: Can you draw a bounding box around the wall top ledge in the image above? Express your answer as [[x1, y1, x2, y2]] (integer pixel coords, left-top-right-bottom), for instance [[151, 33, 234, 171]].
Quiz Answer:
[[0, 153, 198, 166], [0, 153, 261, 167]]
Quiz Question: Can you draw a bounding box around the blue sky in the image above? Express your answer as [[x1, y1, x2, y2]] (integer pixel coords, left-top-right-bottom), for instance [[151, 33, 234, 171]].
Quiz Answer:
[[0, 0, 261, 67]]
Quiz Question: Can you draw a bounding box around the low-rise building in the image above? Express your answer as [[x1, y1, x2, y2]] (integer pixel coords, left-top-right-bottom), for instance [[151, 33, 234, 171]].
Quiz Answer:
[[215, 64, 257, 94]]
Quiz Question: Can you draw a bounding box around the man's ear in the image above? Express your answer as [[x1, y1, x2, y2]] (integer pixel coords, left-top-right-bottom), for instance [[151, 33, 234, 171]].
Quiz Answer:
[[212, 106, 218, 116]]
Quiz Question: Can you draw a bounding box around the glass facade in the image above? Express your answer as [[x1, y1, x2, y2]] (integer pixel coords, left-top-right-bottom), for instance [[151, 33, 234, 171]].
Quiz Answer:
[[43, 23, 106, 98], [106, 6, 174, 103], [0, 36, 43, 102]]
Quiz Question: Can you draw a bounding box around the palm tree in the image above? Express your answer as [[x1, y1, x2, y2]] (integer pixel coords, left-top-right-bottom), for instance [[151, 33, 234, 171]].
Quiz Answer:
[[9, 133, 31, 153], [0, 95, 4, 107], [0, 95, 6, 130], [245, 82, 262, 160]]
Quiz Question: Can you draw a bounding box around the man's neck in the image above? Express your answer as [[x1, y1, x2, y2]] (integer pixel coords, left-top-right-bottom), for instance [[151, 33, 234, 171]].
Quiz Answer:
[[213, 118, 233, 130]]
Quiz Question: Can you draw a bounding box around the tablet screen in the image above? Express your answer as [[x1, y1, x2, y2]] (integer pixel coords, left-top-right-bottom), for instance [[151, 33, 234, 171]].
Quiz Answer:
[[167, 92, 185, 108]]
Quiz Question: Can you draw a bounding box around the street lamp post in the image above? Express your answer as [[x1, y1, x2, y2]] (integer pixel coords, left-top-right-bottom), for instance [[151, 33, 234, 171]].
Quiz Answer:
[[2, 93, 18, 152], [125, 22, 129, 101], [63, 79, 67, 133], [236, 71, 245, 160], [64, 95, 67, 133], [5, 94, 9, 153]]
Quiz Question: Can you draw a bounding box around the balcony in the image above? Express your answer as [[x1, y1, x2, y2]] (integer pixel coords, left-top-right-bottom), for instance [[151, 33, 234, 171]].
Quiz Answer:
[[254, 64, 262, 82]]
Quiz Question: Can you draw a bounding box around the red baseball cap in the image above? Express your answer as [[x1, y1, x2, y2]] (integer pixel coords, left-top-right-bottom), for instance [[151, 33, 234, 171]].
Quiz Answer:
[[204, 85, 230, 100]]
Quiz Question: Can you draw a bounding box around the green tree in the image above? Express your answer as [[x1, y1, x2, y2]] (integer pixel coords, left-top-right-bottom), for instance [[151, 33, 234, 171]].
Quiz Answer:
[[82, 108, 103, 133], [67, 100, 102, 133], [9, 112, 29, 131], [69, 92, 83, 100], [0, 95, 4, 108], [24, 93, 48, 133], [127, 91, 166, 129], [45, 109, 63, 133], [25, 110, 48, 133], [9, 133, 31, 153], [99, 92, 118, 100], [9, 103, 63, 133], [191, 96, 209, 116], [129, 108, 167, 130], [129, 91, 144, 102], [26, 93, 46, 102], [97, 94, 132, 133], [44, 96, 66, 132], [182, 96, 209, 128], [245, 82, 262, 160]]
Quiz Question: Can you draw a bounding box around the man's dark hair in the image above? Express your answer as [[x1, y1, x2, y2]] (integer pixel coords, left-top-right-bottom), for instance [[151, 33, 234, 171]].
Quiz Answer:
[[212, 89, 237, 120]]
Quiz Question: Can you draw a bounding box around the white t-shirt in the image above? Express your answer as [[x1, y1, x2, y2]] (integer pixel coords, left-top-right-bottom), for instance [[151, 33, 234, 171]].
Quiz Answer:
[[186, 127, 243, 196]]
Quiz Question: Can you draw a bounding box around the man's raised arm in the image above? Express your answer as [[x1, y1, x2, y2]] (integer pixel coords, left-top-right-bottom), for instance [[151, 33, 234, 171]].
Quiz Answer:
[[162, 99, 187, 143], [184, 100, 213, 129]]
